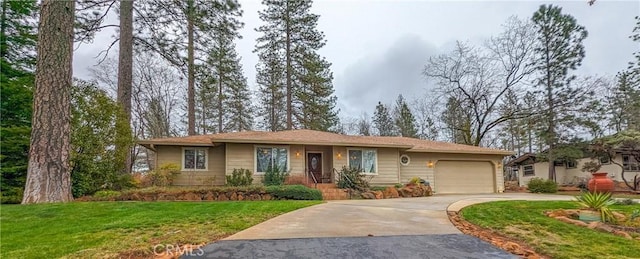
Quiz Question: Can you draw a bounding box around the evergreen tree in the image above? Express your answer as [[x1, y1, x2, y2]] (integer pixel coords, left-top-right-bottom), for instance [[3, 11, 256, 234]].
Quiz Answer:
[[0, 0, 36, 203], [393, 95, 418, 138], [136, 0, 242, 135], [256, 41, 286, 131], [372, 102, 396, 136], [255, 0, 336, 130], [196, 2, 247, 133], [295, 51, 338, 131], [530, 4, 588, 182]]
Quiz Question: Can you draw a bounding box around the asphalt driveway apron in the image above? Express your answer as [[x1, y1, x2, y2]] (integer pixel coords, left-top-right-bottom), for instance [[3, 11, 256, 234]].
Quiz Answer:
[[186, 194, 572, 258]]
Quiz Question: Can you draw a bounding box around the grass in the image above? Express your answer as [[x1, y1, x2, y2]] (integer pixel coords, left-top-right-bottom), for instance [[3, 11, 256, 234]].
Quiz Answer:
[[461, 201, 640, 259], [555, 191, 640, 200], [0, 200, 321, 258]]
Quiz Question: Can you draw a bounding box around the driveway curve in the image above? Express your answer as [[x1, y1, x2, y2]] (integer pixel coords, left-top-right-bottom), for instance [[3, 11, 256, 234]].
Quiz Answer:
[[188, 194, 574, 259], [226, 193, 573, 240]]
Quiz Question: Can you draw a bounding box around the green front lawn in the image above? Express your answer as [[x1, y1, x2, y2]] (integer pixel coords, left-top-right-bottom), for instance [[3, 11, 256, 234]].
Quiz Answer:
[[1, 200, 321, 258], [461, 201, 640, 259]]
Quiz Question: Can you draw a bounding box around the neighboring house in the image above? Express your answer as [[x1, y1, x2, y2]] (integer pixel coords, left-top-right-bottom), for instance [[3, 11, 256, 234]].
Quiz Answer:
[[138, 129, 513, 194], [507, 152, 640, 187]]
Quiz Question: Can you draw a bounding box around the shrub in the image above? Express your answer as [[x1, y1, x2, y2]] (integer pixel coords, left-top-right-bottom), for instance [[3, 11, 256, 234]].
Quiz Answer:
[[0, 187, 23, 204], [614, 198, 637, 205], [262, 165, 288, 186], [575, 192, 616, 223], [336, 166, 370, 191], [581, 160, 601, 173], [225, 168, 253, 186], [92, 190, 122, 201], [143, 163, 180, 187], [527, 177, 558, 193], [266, 185, 322, 200]]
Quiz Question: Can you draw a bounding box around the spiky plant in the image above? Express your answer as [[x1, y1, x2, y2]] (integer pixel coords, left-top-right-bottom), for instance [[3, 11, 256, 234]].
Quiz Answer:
[[575, 192, 616, 223]]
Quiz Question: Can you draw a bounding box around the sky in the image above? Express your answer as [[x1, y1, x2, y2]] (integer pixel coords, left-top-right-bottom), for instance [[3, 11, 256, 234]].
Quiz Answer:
[[72, 0, 640, 119]]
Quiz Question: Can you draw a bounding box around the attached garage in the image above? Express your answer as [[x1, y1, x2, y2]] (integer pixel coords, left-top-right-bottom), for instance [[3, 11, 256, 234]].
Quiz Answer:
[[434, 161, 495, 194]]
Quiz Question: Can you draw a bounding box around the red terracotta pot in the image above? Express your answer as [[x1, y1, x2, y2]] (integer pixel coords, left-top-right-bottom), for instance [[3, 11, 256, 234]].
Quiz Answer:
[[587, 172, 615, 193]]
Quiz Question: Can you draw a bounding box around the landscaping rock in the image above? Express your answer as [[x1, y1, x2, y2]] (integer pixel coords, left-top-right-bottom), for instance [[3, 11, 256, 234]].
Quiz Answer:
[[373, 191, 383, 199], [613, 230, 633, 239], [382, 187, 399, 198], [397, 188, 412, 198], [361, 192, 376, 199], [261, 194, 272, 200], [555, 216, 588, 227], [230, 192, 238, 201], [612, 212, 627, 222], [183, 192, 201, 201], [237, 194, 244, 201], [218, 193, 229, 201], [205, 192, 215, 201], [587, 222, 614, 233]]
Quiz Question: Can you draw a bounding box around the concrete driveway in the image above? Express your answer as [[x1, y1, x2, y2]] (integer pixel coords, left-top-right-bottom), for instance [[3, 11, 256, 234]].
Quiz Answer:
[[187, 193, 573, 258], [226, 193, 574, 240]]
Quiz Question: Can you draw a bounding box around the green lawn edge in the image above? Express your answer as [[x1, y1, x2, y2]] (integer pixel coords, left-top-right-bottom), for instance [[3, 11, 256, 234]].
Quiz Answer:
[[460, 200, 640, 259], [0, 200, 321, 258]]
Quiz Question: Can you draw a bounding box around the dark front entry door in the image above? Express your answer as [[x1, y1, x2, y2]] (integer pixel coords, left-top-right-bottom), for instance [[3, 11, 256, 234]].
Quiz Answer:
[[307, 153, 323, 183]]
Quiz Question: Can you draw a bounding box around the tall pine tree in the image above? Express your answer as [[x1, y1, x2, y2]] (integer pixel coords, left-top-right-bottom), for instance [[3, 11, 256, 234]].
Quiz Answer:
[[393, 95, 418, 138], [255, 0, 337, 131], [530, 5, 588, 182], [196, 1, 250, 133], [295, 51, 338, 131], [372, 102, 396, 136]]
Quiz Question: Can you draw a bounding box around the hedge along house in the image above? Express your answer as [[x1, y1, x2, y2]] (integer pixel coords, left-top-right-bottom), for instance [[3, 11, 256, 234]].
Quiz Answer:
[[138, 129, 513, 194], [506, 152, 640, 187]]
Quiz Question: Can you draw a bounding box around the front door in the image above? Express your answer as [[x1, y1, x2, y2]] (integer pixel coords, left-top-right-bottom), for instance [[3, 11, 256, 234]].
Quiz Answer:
[[307, 152, 323, 183]]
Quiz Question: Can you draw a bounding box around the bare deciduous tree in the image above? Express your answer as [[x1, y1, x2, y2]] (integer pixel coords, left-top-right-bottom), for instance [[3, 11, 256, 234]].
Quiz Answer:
[[423, 17, 536, 146]]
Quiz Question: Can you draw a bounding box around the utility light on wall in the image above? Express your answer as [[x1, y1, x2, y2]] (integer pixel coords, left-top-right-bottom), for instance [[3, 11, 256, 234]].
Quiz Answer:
[[336, 152, 342, 160], [427, 160, 434, 168], [295, 150, 301, 158]]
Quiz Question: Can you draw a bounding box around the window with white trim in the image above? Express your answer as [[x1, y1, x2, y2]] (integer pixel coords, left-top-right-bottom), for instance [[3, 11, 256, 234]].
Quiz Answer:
[[348, 149, 377, 174], [623, 154, 639, 171], [523, 165, 535, 176], [256, 146, 289, 173], [183, 148, 207, 170]]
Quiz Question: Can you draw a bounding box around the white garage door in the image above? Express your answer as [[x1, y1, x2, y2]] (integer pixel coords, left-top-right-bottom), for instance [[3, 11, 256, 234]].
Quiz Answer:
[[435, 161, 495, 194]]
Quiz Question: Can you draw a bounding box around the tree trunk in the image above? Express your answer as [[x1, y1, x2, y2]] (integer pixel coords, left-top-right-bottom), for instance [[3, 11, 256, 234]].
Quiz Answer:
[[285, 1, 292, 130], [186, 0, 196, 135], [22, 0, 75, 203], [117, 0, 134, 174]]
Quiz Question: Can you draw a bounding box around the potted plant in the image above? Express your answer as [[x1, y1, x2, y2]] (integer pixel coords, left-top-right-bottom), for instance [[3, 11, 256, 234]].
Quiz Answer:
[[575, 192, 615, 223]]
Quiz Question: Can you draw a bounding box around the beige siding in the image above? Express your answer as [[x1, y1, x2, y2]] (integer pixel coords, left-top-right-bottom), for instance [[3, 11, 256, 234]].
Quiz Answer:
[[520, 155, 640, 186], [155, 145, 225, 186], [399, 152, 435, 185], [330, 146, 399, 185], [225, 143, 304, 185], [370, 148, 400, 185]]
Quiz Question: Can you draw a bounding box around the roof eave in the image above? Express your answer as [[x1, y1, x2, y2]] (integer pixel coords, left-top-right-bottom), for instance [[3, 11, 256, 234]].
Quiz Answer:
[[137, 141, 214, 147], [211, 138, 413, 149], [405, 148, 514, 156]]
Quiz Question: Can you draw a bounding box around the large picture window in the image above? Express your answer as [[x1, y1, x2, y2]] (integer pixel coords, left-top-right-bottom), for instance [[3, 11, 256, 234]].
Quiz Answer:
[[348, 149, 377, 174], [623, 155, 639, 171], [183, 148, 207, 170], [256, 146, 289, 173]]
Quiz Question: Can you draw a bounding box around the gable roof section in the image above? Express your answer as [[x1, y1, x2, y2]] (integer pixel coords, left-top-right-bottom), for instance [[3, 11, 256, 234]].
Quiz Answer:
[[138, 129, 513, 155]]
